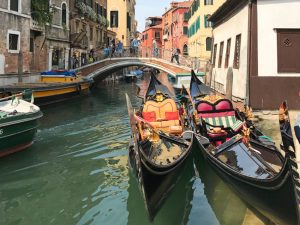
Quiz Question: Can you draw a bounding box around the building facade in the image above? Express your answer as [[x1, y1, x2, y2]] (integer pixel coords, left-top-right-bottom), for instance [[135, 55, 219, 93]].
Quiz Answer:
[[210, 0, 300, 109], [0, 0, 31, 74], [141, 17, 162, 57], [38, 0, 71, 71], [187, 0, 225, 60], [162, 1, 192, 55], [107, 0, 136, 48], [69, 0, 109, 68]]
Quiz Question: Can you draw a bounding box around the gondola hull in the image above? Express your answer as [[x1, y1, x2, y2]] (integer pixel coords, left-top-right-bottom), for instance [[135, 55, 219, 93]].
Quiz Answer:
[[195, 134, 299, 225], [128, 135, 194, 220]]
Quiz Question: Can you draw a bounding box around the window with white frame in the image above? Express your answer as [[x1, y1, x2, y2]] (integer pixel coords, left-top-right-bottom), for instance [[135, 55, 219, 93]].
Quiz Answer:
[[9, 0, 20, 12], [7, 30, 20, 53]]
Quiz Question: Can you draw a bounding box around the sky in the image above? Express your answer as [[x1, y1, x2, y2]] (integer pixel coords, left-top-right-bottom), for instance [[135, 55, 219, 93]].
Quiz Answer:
[[135, 0, 174, 32]]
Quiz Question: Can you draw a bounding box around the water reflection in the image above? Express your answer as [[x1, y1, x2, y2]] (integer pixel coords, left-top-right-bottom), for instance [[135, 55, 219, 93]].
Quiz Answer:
[[0, 73, 275, 225]]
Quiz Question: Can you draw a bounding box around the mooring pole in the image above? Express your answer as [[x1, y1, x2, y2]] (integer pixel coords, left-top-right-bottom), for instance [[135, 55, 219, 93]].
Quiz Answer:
[[18, 50, 23, 83]]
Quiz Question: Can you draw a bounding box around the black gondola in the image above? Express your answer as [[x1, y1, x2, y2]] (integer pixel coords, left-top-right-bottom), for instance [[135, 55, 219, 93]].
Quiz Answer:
[[189, 70, 300, 224], [126, 73, 194, 220]]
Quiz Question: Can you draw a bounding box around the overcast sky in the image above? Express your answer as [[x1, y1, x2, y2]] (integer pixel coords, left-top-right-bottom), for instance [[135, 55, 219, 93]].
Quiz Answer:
[[135, 0, 174, 32]]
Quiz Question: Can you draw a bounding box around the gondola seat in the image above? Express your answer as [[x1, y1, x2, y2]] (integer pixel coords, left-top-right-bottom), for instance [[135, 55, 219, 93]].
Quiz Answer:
[[142, 99, 182, 134], [197, 99, 244, 137]]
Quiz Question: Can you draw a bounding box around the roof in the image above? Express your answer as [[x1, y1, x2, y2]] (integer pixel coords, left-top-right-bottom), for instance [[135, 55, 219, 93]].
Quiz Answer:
[[208, 0, 249, 27], [162, 1, 192, 16], [142, 24, 162, 33], [146, 16, 162, 20]]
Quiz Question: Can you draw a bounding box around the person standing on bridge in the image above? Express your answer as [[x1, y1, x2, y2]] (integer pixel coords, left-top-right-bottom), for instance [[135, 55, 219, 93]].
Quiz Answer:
[[171, 47, 180, 65], [152, 38, 158, 58], [131, 37, 139, 57], [116, 40, 123, 57]]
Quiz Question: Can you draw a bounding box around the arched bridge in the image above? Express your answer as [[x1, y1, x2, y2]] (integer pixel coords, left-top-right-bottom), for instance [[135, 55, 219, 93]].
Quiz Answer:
[[75, 47, 208, 81]]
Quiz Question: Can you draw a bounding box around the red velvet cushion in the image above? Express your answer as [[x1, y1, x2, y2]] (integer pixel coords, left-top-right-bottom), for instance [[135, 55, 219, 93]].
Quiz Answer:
[[165, 111, 179, 120], [215, 100, 232, 110], [197, 102, 214, 112], [142, 111, 156, 122]]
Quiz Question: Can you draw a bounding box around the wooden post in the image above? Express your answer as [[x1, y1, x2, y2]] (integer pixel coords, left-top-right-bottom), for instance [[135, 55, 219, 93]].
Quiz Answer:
[[226, 67, 233, 100], [18, 50, 23, 83]]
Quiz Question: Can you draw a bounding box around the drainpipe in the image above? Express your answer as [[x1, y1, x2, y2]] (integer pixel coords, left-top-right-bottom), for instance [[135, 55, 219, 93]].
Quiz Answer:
[[18, 49, 23, 83], [246, 0, 253, 106]]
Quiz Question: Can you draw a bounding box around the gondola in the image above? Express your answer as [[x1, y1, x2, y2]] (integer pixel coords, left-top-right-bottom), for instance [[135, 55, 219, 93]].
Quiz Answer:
[[189, 69, 275, 148], [190, 70, 300, 225], [126, 73, 194, 220]]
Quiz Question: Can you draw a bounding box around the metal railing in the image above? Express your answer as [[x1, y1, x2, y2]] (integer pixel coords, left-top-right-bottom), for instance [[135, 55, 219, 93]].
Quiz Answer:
[[72, 46, 209, 72]]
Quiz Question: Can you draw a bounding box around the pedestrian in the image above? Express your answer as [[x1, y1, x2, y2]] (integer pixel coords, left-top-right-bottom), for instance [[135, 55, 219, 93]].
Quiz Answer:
[[116, 40, 123, 57], [171, 47, 180, 64], [131, 37, 139, 57], [110, 39, 116, 57], [152, 38, 158, 57]]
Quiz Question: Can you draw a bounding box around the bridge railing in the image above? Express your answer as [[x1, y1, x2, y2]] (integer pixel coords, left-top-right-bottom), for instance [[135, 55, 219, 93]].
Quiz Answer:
[[77, 46, 209, 73]]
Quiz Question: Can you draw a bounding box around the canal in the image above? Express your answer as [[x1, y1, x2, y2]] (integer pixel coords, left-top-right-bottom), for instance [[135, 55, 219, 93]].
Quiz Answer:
[[0, 74, 279, 225]]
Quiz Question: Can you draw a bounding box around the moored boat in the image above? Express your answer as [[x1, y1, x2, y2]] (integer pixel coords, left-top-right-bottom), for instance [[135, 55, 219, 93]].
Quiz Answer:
[[0, 70, 93, 106], [124, 69, 143, 83], [126, 73, 194, 219], [0, 94, 43, 157], [189, 70, 300, 224]]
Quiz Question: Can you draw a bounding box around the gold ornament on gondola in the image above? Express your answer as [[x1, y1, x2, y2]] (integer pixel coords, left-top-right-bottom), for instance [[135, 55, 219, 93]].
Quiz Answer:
[[244, 105, 253, 120], [242, 125, 250, 147]]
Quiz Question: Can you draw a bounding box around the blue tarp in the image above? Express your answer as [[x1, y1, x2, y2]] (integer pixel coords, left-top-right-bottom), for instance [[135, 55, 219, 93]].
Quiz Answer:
[[41, 70, 76, 76], [130, 70, 143, 76]]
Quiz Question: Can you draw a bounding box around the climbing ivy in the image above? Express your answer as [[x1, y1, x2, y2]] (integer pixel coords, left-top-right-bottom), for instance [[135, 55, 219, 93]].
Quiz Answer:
[[31, 0, 56, 26]]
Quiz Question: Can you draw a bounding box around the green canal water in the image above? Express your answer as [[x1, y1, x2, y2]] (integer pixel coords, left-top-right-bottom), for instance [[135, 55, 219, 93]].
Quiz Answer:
[[0, 75, 277, 225]]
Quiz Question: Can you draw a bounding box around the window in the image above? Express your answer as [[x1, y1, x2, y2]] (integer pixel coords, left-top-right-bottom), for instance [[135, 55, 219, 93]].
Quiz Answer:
[[183, 44, 188, 55], [90, 26, 93, 41], [212, 44, 217, 67], [30, 37, 34, 53], [7, 30, 20, 53], [62, 3, 67, 26], [218, 42, 224, 68], [52, 49, 60, 66], [145, 33, 148, 40], [206, 37, 212, 51], [233, 34, 241, 69], [204, 15, 212, 28], [224, 38, 231, 68], [127, 13, 131, 31], [85, 0, 92, 7], [155, 31, 160, 40], [196, 16, 200, 32], [10, 0, 19, 12], [277, 29, 300, 73], [183, 12, 189, 22], [204, 0, 213, 5], [183, 26, 188, 35], [110, 11, 118, 28]]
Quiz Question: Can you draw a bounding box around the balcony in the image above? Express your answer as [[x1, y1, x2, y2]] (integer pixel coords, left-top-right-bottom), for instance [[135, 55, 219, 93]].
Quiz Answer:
[[30, 19, 45, 32], [70, 30, 88, 49]]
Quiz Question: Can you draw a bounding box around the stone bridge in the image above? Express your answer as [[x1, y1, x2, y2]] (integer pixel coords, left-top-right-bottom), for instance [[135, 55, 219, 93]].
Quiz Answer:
[[76, 57, 199, 82], [74, 47, 208, 81]]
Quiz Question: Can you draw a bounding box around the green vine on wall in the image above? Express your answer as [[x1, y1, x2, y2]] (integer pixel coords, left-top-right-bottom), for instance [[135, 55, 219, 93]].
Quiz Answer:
[[31, 0, 56, 26]]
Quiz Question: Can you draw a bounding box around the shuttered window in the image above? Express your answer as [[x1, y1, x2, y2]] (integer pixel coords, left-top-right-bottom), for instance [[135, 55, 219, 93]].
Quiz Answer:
[[233, 34, 241, 69], [213, 44, 217, 67], [224, 38, 231, 68], [218, 41, 224, 68]]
